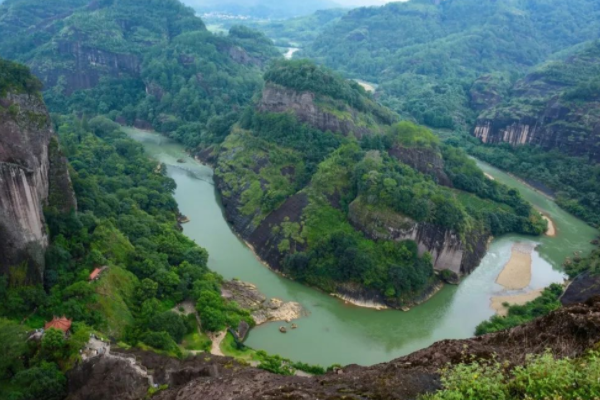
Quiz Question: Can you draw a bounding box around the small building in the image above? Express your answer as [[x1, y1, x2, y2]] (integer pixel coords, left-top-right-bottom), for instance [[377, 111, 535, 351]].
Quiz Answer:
[[44, 316, 72, 333], [89, 266, 107, 281]]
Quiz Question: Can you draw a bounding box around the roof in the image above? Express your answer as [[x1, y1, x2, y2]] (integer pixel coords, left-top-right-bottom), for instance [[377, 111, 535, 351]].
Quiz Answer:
[[89, 268, 103, 280], [45, 316, 72, 333]]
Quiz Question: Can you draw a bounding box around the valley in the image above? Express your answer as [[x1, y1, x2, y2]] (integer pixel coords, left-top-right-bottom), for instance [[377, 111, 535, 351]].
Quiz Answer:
[[127, 127, 595, 366]]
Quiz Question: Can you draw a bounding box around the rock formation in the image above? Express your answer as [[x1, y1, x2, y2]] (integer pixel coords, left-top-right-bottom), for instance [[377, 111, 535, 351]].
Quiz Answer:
[[0, 69, 76, 283], [65, 296, 600, 400]]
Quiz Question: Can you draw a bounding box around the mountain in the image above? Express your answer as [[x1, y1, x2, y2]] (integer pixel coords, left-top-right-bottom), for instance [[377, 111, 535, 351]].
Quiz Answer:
[[0, 58, 76, 284], [473, 40, 600, 162], [193, 0, 340, 19], [201, 60, 545, 309], [0, 0, 280, 148], [304, 0, 600, 129]]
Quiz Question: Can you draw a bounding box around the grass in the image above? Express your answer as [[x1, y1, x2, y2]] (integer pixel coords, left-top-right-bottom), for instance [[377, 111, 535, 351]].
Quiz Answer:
[[220, 332, 258, 362], [93, 266, 137, 338], [181, 331, 212, 352]]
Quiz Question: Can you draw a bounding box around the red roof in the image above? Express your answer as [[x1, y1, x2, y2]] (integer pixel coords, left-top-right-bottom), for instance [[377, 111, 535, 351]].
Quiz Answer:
[[90, 268, 102, 280], [45, 316, 72, 333]]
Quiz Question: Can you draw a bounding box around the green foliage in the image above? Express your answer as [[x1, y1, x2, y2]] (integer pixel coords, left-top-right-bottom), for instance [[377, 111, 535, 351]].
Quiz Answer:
[[390, 121, 439, 149], [453, 134, 600, 227], [475, 284, 563, 336], [423, 351, 600, 400], [9, 362, 66, 400], [264, 59, 396, 124], [564, 246, 600, 278], [148, 312, 187, 343], [141, 331, 181, 358], [0, 319, 28, 381], [306, 0, 600, 127], [0, 58, 42, 97]]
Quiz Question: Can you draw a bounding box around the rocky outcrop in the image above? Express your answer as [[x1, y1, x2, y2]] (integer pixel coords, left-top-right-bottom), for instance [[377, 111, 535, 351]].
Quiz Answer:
[[257, 83, 378, 138], [221, 280, 306, 326], [67, 297, 600, 400], [562, 272, 600, 307], [348, 198, 489, 275], [0, 91, 75, 282], [388, 145, 452, 187], [31, 40, 142, 95]]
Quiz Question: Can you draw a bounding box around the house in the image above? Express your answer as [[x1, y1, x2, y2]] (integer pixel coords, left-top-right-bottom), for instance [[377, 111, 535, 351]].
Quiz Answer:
[[44, 316, 72, 334]]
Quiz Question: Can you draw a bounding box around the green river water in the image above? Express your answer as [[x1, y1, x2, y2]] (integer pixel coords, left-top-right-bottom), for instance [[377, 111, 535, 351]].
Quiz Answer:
[[126, 127, 597, 367]]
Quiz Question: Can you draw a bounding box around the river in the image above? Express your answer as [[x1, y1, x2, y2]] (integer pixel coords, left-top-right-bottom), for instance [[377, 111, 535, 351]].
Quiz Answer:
[[126, 127, 597, 367]]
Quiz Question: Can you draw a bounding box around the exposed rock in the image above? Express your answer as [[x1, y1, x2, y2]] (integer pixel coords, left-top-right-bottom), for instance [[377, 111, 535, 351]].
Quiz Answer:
[[257, 83, 380, 138], [0, 91, 75, 283], [388, 145, 452, 187], [66, 298, 600, 400], [221, 280, 307, 326], [562, 272, 600, 306], [348, 197, 489, 276]]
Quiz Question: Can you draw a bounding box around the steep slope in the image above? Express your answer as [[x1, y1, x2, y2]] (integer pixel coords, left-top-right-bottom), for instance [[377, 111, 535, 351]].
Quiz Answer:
[[473, 41, 600, 162], [0, 59, 75, 283], [304, 0, 600, 128], [0, 0, 280, 148], [205, 60, 545, 309], [66, 296, 600, 400]]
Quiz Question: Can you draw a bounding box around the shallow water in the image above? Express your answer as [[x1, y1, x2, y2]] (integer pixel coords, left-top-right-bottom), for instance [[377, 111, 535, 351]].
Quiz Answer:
[[127, 127, 597, 366]]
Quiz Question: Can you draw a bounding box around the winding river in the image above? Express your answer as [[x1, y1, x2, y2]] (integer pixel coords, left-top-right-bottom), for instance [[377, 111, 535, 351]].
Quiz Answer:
[[126, 127, 597, 367]]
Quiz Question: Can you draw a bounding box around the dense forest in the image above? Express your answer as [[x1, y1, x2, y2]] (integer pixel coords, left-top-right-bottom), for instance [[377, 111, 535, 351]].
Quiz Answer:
[[0, 112, 253, 398], [213, 60, 546, 307], [300, 0, 600, 128], [0, 0, 280, 149]]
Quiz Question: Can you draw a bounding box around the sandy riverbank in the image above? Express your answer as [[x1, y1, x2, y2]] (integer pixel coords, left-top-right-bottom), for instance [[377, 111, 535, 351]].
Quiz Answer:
[[484, 172, 495, 181], [490, 289, 543, 316], [542, 215, 556, 237], [496, 243, 534, 290]]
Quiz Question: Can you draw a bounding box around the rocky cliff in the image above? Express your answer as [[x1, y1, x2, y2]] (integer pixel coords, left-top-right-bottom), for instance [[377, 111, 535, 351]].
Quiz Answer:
[[258, 83, 387, 138], [0, 68, 75, 283], [472, 41, 600, 162], [388, 145, 452, 187], [348, 197, 488, 276], [66, 296, 600, 400]]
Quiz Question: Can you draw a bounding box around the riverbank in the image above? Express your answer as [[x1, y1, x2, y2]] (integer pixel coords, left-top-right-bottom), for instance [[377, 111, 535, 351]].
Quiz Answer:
[[496, 243, 534, 290], [490, 289, 544, 316], [129, 127, 596, 367]]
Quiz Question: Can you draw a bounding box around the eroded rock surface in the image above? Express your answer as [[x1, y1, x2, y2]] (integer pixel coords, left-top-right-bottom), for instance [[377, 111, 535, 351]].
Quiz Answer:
[[67, 297, 600, 400], [221, 280, 306, 325]]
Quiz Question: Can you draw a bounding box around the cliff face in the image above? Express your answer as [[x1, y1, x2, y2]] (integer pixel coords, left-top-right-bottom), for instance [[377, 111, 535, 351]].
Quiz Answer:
[[258, 83, 383, 138], [348, 197, 488, 275], [473, 100, 600, 162], [472, 42, 600, 162], [0, 90, 75, 282], [66, 297, 600, 400], [32, 40, 142, 94]]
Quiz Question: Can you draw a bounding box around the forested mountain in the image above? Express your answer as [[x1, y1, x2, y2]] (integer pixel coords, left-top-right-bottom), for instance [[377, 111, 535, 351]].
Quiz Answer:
[[303, 0, 600, 129], [449, 41, 600, 227], [0, 58, 255, 399], [193, 0, 340, 19], [204, 60, 545, 308], [0, 0, 280, 148]]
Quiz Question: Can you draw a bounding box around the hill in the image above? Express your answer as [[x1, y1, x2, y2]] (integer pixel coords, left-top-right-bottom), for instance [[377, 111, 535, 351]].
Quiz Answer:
[[0, 0, 281, 148], [203, 60, 546, 308], [303, 0, 600, 129]]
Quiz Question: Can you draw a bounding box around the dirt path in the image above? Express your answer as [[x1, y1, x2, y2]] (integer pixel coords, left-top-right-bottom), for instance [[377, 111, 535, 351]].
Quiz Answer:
[[209, 330, 227, 357], [496, 243, 534, 290], [490, 289, 544, 316]]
